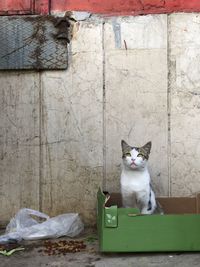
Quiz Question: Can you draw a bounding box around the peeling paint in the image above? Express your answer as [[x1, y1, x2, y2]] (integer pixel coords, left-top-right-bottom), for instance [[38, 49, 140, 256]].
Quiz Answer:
[[112, 19, 121, 49], [51, 11, 91, 21]]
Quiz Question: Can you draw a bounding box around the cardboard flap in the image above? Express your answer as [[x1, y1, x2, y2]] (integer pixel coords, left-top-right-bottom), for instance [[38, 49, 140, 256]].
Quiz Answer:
[[105, 193, 122, 207], [196, 193, 200, 213], [97, 187, 106, 206], [157, 195, 200, 214]]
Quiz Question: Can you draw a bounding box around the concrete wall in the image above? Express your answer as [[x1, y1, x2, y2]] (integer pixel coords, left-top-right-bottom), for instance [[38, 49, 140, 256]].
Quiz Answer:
[[1, 13, 200, 225]]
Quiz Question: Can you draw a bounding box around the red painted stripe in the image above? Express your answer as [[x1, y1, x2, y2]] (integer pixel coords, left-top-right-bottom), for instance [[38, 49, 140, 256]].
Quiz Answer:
[[0, 0, 49, 15], [1, 0, 200, 15], [34, 0, 49, 14], [51, 0, 200, 15], [0, 0, 33, 14]]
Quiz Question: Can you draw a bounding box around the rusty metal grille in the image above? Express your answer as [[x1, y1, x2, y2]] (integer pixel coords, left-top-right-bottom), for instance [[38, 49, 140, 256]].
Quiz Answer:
[[0, 16, 68, 70]]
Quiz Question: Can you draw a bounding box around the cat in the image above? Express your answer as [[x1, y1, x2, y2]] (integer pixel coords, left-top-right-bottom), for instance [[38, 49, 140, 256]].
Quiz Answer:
[[120, 140, 157, 215]]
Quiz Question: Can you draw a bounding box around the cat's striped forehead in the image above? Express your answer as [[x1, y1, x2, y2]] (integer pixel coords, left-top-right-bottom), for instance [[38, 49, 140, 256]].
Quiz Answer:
[[121, 140, 151, 159]]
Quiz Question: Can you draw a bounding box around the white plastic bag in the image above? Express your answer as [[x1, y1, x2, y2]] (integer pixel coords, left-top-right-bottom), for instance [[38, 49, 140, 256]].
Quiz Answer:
[[0, 208, 84, 244]]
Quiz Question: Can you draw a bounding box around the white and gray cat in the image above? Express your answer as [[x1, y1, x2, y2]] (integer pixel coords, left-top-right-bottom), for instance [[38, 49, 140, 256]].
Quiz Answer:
[[120, 140, 157, 215]]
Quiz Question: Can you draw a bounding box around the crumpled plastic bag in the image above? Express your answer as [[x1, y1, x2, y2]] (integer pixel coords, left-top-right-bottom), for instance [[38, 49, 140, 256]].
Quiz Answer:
[[0, 208, 84, 244]]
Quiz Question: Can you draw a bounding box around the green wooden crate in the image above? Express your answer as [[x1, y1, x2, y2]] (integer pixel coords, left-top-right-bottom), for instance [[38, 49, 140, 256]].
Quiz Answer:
[[97, 188, 200, 252]]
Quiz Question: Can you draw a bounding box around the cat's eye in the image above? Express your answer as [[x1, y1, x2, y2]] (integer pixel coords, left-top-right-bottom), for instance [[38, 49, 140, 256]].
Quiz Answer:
[[137, 153, 145, 158], [125, 152, 131, 157]]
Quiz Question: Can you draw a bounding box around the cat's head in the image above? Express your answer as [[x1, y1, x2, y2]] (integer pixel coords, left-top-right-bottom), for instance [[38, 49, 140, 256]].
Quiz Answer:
[[121, 140, 151, 170]]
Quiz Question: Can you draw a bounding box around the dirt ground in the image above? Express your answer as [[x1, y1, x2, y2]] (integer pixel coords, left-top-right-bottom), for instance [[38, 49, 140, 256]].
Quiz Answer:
[[0, 229, 200, 267]]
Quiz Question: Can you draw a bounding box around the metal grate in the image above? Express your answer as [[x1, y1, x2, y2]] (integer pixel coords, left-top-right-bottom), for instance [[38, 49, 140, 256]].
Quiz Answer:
[[0, 16, 69, 70]]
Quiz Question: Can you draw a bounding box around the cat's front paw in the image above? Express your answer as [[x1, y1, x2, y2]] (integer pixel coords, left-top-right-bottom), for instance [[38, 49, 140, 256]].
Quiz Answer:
[[141, 208, 155, 215]]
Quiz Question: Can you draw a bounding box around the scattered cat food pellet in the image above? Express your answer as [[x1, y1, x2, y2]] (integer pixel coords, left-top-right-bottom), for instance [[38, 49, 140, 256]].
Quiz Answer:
[[41, 240, 86, 255]]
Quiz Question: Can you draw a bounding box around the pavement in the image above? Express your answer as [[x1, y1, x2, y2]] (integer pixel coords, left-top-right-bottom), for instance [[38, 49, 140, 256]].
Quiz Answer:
[[0, 229, 200, 267]]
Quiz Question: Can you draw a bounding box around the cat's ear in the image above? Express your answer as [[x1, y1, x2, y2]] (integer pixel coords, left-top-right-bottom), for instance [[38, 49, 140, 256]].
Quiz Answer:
[[142, 141, 152, 155], [121, 140, 132, 153]]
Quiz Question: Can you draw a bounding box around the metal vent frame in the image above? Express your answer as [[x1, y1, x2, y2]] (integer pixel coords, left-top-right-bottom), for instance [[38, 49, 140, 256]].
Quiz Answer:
[[0, 15, 69, 70]]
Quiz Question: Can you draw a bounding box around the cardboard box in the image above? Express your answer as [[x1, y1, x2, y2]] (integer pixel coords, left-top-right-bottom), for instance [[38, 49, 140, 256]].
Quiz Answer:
[[97, 188, 200, 252]]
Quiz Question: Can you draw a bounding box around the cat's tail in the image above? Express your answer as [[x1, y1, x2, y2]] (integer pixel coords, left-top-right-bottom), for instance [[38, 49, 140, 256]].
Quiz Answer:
[[154, 200, 164, 215], [149, 183, 164, 214]]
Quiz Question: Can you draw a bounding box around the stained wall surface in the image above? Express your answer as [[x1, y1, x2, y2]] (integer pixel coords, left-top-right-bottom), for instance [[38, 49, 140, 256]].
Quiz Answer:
[[0, 13, 199, 224]]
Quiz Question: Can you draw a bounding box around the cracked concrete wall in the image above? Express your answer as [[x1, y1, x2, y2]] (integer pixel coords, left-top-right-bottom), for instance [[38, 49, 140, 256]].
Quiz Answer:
[[0, 72, 40, 225], [104, 15, 168, 195], [39, 22, 103, 223], [0, 13, 200, 225], [169, 13, 200, 196]]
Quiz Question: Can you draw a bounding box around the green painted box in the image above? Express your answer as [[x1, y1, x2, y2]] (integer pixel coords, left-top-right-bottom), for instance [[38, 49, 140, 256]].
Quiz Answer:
[[97, 188, 200, 252]]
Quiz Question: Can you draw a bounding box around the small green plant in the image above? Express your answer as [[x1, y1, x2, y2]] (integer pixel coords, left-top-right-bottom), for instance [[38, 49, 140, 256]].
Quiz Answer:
[[0, 247, 25, 256]]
